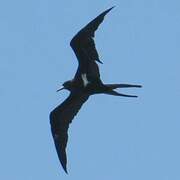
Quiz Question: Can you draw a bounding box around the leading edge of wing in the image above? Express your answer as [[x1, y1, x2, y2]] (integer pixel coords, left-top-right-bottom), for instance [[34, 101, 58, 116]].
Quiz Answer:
[[50, 93, 89, 173], [70, 6, 115, 64]]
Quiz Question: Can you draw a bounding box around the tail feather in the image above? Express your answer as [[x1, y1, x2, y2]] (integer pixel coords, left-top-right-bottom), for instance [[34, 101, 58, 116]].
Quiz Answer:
[[103, 83, 142, 97], [104, 90, 138, 98], [105, 84, 142, 89]]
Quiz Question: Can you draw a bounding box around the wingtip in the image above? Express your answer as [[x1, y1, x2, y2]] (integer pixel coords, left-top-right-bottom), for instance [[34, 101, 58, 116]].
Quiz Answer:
[[53, 137, 69, 174], [60, 154, 68, 174], [60, 158, 68, 174], [63, 166, 68, 174], [104, 6, 115, 14], [110, 5, 116, 10]]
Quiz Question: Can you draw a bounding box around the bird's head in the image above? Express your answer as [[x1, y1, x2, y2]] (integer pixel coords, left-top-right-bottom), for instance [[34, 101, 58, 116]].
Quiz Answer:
[[57, 80, 73, 92]]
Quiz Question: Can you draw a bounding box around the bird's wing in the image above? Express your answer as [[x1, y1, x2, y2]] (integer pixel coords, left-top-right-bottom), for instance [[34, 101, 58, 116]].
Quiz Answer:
[[50, 93, 89, 173], [74, 59, 101, 81], [70, 7, 114, 79]]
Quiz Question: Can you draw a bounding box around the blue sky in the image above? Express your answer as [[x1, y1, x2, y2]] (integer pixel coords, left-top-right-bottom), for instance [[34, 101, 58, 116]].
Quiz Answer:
[[0, 0, 180, 179]]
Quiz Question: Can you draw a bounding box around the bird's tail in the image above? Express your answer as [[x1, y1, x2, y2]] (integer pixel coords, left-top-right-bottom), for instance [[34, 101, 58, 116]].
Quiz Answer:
[[104, 83, 142, 98], [105, 83, 142, 89]]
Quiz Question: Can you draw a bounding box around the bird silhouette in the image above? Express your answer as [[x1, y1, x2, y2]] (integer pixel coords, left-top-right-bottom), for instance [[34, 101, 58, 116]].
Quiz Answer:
[[50, 6, 142, 174]]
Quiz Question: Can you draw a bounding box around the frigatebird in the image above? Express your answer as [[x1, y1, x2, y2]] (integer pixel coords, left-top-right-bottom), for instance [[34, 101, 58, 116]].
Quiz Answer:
[[50, 7, 142, 173]]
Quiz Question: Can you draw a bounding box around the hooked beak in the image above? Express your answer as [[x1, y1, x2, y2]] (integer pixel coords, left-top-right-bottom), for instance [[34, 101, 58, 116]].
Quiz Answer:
[[56, 86, 65, 92]]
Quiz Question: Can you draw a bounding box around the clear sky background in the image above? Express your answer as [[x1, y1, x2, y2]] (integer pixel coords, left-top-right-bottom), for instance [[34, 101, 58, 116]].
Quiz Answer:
[[0, 0, 180, 180]]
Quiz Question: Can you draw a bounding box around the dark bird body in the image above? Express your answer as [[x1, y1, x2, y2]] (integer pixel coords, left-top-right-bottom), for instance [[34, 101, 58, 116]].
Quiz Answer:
[[50, 7, 142, 173]]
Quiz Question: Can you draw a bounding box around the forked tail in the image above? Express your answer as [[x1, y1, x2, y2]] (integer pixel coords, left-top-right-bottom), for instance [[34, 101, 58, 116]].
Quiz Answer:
[[104, 83, 142, 98]]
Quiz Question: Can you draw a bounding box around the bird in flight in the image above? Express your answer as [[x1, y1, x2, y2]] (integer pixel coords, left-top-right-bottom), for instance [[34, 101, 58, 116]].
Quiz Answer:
[[50, 6, 142, 174]]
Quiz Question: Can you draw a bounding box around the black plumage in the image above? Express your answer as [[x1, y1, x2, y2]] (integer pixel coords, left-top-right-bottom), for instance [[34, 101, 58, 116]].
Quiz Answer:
[[50, 7, 142, 173]]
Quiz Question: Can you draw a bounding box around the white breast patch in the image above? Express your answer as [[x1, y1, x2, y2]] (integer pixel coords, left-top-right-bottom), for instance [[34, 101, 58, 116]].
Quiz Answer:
[[81, 73, 89, 87]]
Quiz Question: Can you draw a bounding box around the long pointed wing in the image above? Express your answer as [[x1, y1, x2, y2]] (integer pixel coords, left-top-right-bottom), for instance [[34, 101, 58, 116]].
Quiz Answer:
[[70, 7, 114, 67], [50, 93, 89, 173]]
